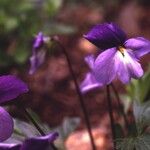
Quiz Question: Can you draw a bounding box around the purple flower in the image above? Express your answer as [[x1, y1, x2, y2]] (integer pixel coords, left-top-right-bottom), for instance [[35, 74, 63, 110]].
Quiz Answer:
[[0, 75, 28, 142], [84, 23, 150, 84], [29, 32, 50, 75], [29, 50, 46, 75], [33, 32, 44, 49], [80, 55, 103, 93], [0, 132, 58, 150]]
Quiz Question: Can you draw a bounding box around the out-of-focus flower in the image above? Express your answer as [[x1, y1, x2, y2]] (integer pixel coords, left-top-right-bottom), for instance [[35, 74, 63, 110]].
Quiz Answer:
[[29, 32, 50, 75], [80, 55, 102, 93], [29, 49, 46, 75], [33, 32, 44, 49], [0, 75, 28, 142], [0, 132, 58, 150], [84, 23, 150, 84]]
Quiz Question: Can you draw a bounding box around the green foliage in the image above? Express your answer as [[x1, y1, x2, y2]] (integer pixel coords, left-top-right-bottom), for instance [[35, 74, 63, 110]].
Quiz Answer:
[[116, 134, 150, 150], [55, 117, 80, 140], [133, 101, 150, 134], [43, 0, 62, 16], [0, 0, 76, 69], [126, 67, 150, 102], [6, 109, 80, 150], [117, 101, 150, 150]]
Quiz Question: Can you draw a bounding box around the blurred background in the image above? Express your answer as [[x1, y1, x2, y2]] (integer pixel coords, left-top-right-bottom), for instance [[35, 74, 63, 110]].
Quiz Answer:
[[1, 0, 150, 149]]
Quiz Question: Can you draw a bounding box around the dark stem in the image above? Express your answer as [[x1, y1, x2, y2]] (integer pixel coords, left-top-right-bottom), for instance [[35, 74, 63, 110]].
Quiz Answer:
[[20, 105, 57, 150], [106, 85, 116, 149], [53, 38, 96, 150], [23, 108, 45, 136], [110, 83, 129, 132]]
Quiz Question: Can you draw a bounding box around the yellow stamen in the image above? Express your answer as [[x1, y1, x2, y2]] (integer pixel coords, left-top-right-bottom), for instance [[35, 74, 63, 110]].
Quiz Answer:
[[118, 46, 125, 57]]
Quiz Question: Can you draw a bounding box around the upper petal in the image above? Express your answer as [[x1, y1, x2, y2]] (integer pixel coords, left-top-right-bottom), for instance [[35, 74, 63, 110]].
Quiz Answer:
[[0, 75, 29, 104], [94, 48, 118, 85], [84, 23, 127, 50], [21, 132, 58, 150], [0, 107, 14, 142], [125, 37, 150, 58], [80, 73, 102, 94]]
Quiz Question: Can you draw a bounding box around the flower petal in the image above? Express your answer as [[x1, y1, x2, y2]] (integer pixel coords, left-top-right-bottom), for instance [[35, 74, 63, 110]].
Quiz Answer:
[[84, 55, 95, 69], [29, 50, 46, 75], [84, 23, 126, 50], [125, 37, 150, 58], [126, 50, 144, 78], [21, 132, 58, 150], [33, 32, 44, 49], [94, 48, 118, 84], [115, 51, 131, 83], [116, 50, 143, 83], [0, 75, 28, 104], [0, 144, 20, 150], [80, 73, 102, 93], [0, 107, 14, 142]]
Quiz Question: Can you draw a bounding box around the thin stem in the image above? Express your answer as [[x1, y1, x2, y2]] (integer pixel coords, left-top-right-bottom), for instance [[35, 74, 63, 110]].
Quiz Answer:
[[23, 108, 45, 136], [110, 83, 129, 132], [53, 38, 96, 150], [106, 85, 116, 149], [20, 104, 57, 150]]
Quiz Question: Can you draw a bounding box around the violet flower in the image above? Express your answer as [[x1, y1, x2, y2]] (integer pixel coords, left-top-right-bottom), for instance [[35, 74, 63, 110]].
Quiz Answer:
[[0, 75, 28, 142], [0, 132, 58, 150], [84, 23, 150, 84], [80, 55, 102, 93], [29, 32, 50, 75]]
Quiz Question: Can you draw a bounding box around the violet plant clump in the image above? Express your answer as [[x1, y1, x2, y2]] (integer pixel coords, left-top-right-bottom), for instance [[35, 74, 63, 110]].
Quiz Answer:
[[0, 75, 28, 142], [80, 22, 150, 150], [84, 23, 150, 85]]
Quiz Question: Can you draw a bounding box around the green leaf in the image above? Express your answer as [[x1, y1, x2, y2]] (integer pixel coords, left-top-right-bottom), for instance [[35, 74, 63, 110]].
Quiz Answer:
[[126, 67, 150, 102], [43, 0, 62, 16], [55, 117, 80, 140], [116, 134, 150, 150], [13, 45, 29, 64], [44, 23, 77, 35], [133, 101, 150, 134], [116, 137, 136, 150], [13, 119, 40, 137], [135, 134, 150, 150]]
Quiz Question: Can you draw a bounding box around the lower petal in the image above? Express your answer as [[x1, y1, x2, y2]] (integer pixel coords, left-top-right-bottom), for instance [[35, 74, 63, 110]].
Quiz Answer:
[[80, 73, 102, 93], [0, 107, 13, 142], [126, 50, 143, 78], [21, 132, 58, 150], [115, 52, 131, 83], [0, 144, 20, 150], [94, 48, 118, 85], [116, 50, 143, 83], [84, 55, 95, 69]]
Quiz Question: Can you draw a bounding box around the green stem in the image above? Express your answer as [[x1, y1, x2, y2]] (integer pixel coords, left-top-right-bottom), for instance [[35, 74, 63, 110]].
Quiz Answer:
[[20, 105, 58, 150], [106, 85, 116, 149], [52, 38, 97, 150], [111, 83, 129, 132]]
